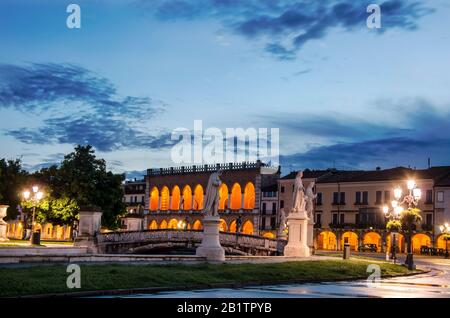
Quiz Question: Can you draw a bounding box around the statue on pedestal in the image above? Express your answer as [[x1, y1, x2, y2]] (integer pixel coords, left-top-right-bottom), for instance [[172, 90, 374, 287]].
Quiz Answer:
[[305, 181, 317, 220], [292, 171, 306, 213], [203, 170, 222, 217], [278, 208, 287, 237]]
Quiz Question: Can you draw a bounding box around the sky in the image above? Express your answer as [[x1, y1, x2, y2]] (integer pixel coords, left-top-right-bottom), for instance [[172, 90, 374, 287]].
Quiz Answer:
[[0, 0, 450, 177]]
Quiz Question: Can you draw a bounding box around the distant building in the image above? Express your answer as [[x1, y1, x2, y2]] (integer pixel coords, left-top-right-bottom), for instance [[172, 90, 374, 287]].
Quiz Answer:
[[121, 178, 146, 231]]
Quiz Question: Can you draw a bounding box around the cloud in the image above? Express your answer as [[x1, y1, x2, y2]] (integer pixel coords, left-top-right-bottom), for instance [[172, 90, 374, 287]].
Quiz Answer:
[[0, 63, 174, 152], [277, 101, 450, 171], [139, 0, 433, 60]]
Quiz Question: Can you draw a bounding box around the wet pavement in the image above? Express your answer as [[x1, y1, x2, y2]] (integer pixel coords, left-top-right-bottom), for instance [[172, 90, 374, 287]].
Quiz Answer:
[[115, 254, 450, 298]]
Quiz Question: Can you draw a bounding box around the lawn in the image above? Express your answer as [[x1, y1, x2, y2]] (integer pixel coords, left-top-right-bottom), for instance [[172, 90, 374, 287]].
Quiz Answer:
[[0, 259, 418, 297]]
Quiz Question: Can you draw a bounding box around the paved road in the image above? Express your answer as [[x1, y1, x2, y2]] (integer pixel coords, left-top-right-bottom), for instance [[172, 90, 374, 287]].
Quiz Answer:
[[121, 254, 450, 298]]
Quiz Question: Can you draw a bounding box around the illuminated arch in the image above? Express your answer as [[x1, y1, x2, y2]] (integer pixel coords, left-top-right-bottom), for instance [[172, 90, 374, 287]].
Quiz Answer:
[[230, 183, 242, 209], [182, 185, 192, 210], [317, 231, 337, 251], [192, 220, 203, 230], [149, 220, 158, 230], [412, 233, 431, 253], [387, 233, 405, 254], [229, 220, 237, 233], [437, 234, 449, 250], [242, 220, 254, 235], [171, 186, 181, 210], [159, 220, 168, 229], [219, 219, 227, 232], [243, 182, 255, 209], [363, 232, 382, 252], [219, 183, 229, 210], [168, 218, 178, 229], [193, 184, 204, 210], [341, 231, 358, 251], [149, 187, 159, 211], [160, 186, 169, 211], [263, 232, 275, 239]]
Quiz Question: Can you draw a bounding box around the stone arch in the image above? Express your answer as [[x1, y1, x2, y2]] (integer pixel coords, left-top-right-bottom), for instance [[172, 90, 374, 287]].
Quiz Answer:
[[363, 232, 382, 252], [182, 185, 192, 210], [160, 186, 170, 211], [219, 183, 229, 210], [171, 186, 181, 210], [192, 220, 203, 230], [230, 183, 242, 209], [437, 234, 449, 250], [386, 232, 405, 254], [168, 218, 178, 229], [263, 232, 275, 239], [412, 233, 431, 253], [243, 182, 255, 209], [149, 220, 158, 230], [242, 220, 254, 235], [159, 219, 168, 229], [317, 231, 337, 251], [229, 220, 237, 232], [193, 184, 204, 210], [341, 231, 359, 251], [219, 218, 228, 232], [149, 187, 159, 211]]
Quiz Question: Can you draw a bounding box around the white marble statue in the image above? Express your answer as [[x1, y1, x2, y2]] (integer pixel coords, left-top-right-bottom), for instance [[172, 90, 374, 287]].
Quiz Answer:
[[292, 171, 306, 212], [278, 208, 287, 235], [305, 181, 317, 219], [203, 170, 222, 217]]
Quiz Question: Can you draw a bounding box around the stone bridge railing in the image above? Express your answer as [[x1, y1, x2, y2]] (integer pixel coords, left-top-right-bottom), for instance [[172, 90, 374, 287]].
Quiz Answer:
[[96, 229, 287, 255]]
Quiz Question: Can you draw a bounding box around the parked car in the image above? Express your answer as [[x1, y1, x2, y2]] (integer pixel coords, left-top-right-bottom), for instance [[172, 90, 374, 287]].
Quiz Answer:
[[358, 244, 377, 252]]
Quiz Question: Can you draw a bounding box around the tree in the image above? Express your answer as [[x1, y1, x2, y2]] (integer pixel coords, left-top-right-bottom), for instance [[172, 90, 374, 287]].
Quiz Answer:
[[0, 159, 28, 220]]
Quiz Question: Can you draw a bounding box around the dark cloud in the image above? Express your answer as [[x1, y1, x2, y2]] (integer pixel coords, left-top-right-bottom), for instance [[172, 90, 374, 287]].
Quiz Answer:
[[139, 0, 433, 60], [0, 63, 174, 151]]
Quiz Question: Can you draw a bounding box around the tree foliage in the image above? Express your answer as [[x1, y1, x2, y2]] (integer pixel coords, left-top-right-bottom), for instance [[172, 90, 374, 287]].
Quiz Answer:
[[0, 159, 28, 220]]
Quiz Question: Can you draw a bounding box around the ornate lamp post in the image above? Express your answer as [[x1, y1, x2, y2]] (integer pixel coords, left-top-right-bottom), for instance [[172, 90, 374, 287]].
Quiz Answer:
[[22, 186, 43, 244], [439, 223, 450, 259], [383, 204, 403, 264]]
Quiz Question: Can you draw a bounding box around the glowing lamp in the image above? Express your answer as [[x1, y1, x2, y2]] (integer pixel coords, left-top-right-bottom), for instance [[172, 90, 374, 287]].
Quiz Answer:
[[36, 192, 43, 200], [413, 188, 422, 200], [394, 187, 402, 200], [383, 206, 389, 215], [23, 191, 30, 199], [407, 180, 415, 190], [391, 200, 398, 208], [32, 186, 39, 193], [394, 206, 403, 215]]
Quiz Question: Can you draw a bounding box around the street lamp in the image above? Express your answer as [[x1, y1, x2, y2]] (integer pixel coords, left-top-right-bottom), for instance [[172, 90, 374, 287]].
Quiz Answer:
[[439, 223, 450, 259], [383, 204, 403, 264], [22, 186, 43, 244], [383, 179, 421, 270]]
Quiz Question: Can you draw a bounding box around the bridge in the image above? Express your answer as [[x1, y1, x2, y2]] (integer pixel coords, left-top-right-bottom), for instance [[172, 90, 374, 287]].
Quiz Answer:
[[95, 229, 287, 256]]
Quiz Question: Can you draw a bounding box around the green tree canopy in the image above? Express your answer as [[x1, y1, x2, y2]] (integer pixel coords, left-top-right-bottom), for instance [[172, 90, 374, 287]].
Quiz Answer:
[[0, 159, 28, 220]]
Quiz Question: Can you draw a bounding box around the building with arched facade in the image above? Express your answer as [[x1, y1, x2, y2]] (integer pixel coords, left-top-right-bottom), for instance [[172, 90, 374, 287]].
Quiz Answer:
[[143, 161, 279, 237]]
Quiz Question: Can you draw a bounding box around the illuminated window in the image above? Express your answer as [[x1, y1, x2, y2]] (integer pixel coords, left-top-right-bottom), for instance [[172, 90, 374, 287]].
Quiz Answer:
[[159, 220, 168, 229], [219, 219, 227, 232], [243, 182, 255, 209], [182, 185, 192, 210], [219, 183, 229, 210], [149, 187, 159, 211], [168, 218, 178, 229], [171, 186, 181, 210], [230, 183, 242, 209], [193, 185, 204, 210], [160, 186, 169, 210], [149, 220, 158, 230], [242, 220, 254, 235], [192, 220, 202, 230]]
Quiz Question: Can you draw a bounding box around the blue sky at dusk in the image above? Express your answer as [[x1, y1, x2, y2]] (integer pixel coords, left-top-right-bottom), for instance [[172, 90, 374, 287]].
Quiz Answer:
[[0, 0, 450, 177]]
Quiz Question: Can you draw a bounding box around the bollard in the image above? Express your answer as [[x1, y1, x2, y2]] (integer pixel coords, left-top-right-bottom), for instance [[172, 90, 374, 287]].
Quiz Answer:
[[343, 243, 350, 259]]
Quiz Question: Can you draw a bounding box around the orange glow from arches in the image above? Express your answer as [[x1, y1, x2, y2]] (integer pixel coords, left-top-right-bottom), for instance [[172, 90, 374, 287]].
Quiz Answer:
[[363, 232, 382, 252], [242, 220, 253, 235], [168, 219, 178, 229], [243, 182, 255, 209], [341, 232, 358, 251], [182, 185, 192, 210], [159, 220, 168, 229], [149, 187, 159, 211], [230, 183, 242, 209], [317, 231, 337, 250], [149, 220, 158, 230], [263, 232, 275, 239], [160, 186, 169, 210], [219, 183, 229, 210], [219, 219, 227, 232], [229, 220, 237, 232], [171, 186, 181, 210], [192, 220, 203, 230], [193, 185, 204, 210], [412, 233, 431, 253]]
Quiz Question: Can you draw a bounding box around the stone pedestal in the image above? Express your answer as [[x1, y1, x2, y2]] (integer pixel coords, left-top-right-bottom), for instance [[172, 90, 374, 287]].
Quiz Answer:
[[74, 210, 102, 253], [196, 216, 225, 262], [307, 219, 314, 254], [284, 210, 310, 257], [0, 205, 9, 242]]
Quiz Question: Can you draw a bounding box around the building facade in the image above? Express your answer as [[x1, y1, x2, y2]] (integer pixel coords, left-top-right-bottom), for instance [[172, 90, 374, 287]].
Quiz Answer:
[[143, 161, 279, 236]]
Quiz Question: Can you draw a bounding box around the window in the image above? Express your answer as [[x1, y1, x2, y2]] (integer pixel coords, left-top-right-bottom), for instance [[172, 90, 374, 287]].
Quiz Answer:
[[426, 190, 433, 204], [332, 213, 338, 225], [384, 191, 391, 203], [316, 192, 323, 205], [270, 217, 276, 229], [134, 196, 138, 203], [316, 213, 322, 225], [272, 202, 277, 214], [333, 192, 339, 204], [333, 192, 346, 204], [437, 191, 444, 202], [340, 213, 345, 224], [280, 186, 285, 193], [340, 192, 346, 205], [261, 218, 266, 230], [141, 196, 145, 203], [280, 200, 284, 209], [362, 191, 368, 205], [375, 191, 382, 204], [355, 192, 361, 204], [426, 214, 432, 226], [262, 203, 267, 214]]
